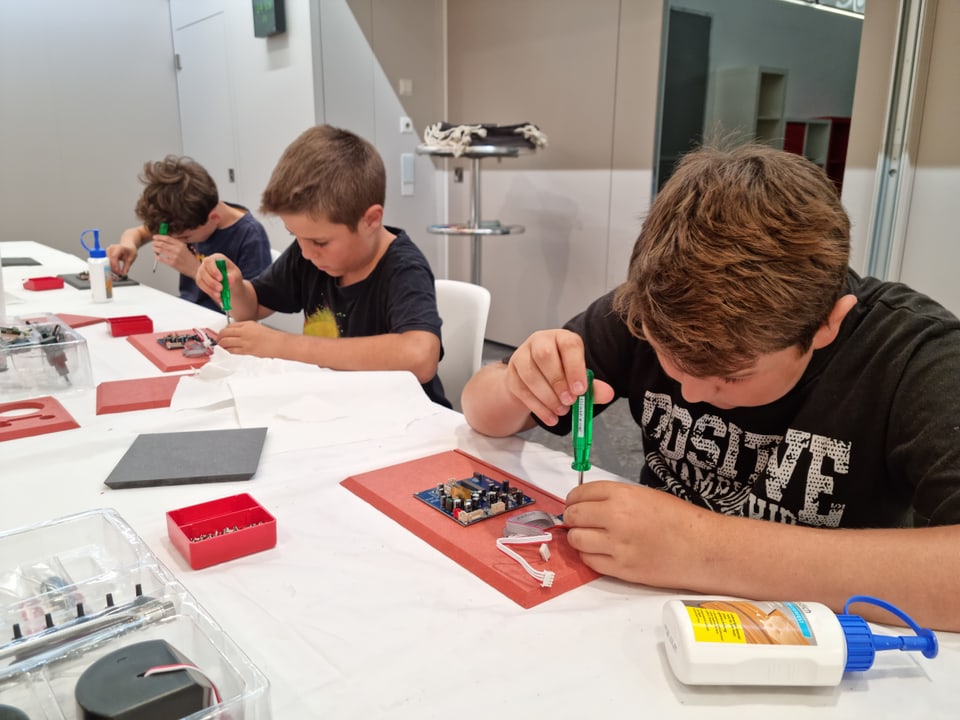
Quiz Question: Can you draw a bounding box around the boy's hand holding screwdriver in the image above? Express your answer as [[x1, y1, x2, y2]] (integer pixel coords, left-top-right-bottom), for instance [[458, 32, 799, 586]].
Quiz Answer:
[[196, 254, 248, 322], [216, 259, 232, 323], [572, 369, 594, 484], [152, 222, 169, 272]]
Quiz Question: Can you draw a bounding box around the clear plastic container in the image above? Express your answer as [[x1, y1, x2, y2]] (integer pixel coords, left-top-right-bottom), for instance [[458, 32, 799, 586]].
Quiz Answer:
[[0, 509, 271, 718], [0, 314, 93, 393]]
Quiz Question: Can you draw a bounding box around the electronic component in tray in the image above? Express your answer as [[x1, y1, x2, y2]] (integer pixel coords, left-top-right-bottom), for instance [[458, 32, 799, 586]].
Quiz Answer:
[[156, 331, 216, 351], [414, 472, 535, 526]]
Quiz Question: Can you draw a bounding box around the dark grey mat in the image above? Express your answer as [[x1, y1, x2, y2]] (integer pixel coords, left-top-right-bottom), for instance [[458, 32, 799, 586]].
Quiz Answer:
[[1, 257, 40, 266], [105, 427, 268, 489], [59, 272, 140, 289]]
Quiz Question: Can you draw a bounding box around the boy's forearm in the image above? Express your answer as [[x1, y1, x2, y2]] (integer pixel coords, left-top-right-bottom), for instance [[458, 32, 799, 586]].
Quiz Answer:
[[226, 279, 263, 321], [461, 362, 537, 436], [120, 226, 149, 250]]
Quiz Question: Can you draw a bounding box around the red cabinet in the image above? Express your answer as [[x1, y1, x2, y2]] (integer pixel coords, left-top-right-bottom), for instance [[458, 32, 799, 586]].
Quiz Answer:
[[783, 116, 850, 194]]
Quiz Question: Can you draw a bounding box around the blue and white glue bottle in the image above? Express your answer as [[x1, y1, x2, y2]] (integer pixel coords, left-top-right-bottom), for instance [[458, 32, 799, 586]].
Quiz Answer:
[[663, 595, 938, 686], [80, 228, 112, 303]]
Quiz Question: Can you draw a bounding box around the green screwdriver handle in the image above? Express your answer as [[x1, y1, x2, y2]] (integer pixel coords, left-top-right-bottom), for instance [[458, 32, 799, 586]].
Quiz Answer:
[[215, 259, 232, 313], [572, 369, 594, 473]]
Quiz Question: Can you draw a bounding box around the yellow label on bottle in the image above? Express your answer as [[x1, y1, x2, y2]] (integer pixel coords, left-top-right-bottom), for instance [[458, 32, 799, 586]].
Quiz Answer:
[[686, 606, 746, 643], [685, 600, 816, 645]]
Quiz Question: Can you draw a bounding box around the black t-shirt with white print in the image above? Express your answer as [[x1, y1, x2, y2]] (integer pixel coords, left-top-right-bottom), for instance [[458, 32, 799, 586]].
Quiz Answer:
[[540, 270, 960, 529]]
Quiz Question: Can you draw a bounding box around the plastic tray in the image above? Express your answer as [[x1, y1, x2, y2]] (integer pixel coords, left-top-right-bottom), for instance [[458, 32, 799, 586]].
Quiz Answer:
[[0, 509, 271, 719], [0, 314, 93, 394]]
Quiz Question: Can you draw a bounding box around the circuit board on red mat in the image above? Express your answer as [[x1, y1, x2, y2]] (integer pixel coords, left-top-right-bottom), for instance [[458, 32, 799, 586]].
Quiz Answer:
[[413, 472, 535, 526]]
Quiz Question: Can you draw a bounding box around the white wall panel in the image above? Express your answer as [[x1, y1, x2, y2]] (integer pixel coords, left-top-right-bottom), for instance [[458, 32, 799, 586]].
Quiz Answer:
[[900, 167, 960, 313], [607, 170, 652, 291], [0, 0, 181, 258], [449, 170, 616, 346], [840, 166, 879, 275], [319, 0, 443, 272]]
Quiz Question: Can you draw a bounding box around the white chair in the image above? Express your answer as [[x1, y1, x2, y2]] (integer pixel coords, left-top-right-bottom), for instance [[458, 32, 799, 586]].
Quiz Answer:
[[434, 279, 491, 411]]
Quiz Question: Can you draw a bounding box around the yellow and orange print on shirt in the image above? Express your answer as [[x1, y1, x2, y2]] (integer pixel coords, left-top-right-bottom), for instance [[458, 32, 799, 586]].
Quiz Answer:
[[304, 306, 341, 338]]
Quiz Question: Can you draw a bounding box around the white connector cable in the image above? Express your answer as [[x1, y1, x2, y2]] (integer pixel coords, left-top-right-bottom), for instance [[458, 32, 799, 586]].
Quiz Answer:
[[496, 533, 556, 587], [498, 510, 566, 587]]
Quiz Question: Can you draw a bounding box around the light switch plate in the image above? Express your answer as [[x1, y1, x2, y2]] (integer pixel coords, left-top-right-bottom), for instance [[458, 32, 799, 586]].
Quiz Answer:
[[400, 153, 415, 196]]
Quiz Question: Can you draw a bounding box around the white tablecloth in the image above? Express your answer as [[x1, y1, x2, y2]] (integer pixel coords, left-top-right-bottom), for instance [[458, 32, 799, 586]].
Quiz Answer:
[[1, 241, 956, 719]]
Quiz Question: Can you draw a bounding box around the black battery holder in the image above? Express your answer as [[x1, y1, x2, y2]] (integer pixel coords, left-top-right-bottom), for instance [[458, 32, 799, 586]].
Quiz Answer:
[[74, 639, 213, 720]]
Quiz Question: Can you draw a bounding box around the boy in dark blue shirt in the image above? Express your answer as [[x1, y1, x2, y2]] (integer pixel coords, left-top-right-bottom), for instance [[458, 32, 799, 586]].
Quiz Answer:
[[108, 155, 272, 312]]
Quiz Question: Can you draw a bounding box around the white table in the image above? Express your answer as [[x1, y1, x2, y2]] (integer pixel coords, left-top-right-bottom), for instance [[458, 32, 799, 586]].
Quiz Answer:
[[2, 241, 956, 719]]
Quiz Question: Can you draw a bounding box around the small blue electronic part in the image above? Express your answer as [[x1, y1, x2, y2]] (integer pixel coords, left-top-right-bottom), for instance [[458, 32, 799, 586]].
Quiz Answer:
[[414, 472, 535, 525]]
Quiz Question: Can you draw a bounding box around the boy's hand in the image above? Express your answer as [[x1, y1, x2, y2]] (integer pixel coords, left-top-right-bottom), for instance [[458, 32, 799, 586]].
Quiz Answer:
[[153, 235, 200, 276], [563, 480, 714, 587], [215, 321, 287, 357], [106, 244, 136, 275], [506, 329, 614, 426], [196, 253, 240, 305]]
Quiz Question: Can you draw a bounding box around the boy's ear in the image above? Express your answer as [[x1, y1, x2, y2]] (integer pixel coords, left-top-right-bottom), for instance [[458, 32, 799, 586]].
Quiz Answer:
[[361, 204, 384, 230], [811, 294, 857, 350]]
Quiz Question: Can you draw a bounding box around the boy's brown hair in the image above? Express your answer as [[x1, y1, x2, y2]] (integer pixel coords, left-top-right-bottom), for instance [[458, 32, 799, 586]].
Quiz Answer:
[[135, 156, 219, 236], [613, 143, 851, 377], [260, 124, 386, 231]]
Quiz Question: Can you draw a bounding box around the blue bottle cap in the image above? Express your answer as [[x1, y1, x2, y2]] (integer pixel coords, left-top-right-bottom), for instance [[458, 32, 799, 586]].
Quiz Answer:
[[838, 595, 938, 673], [80, 228, 105, 258]]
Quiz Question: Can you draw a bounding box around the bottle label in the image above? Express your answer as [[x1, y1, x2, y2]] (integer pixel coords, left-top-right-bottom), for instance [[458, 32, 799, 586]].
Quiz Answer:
[[103, 265, 113, 299], [684, 600, 817, 646]]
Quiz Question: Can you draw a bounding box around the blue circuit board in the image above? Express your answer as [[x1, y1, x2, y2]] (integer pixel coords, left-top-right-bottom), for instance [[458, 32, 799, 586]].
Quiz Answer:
[[414, 472, 535, 526]]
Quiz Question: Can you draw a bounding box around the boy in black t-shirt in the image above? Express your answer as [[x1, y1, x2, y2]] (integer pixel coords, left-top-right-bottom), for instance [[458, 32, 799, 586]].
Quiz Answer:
[[462, 143, 960, 631], [196, 125, 449, 407]]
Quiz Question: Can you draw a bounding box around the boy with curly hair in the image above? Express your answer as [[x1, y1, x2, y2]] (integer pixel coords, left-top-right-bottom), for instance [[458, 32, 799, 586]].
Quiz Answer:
[[108, 155, 272, 312]]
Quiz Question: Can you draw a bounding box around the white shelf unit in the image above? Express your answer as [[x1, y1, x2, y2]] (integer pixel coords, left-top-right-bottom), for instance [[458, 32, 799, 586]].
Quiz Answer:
[[706, 66, 788, 149], [784, 117, 832, 166]]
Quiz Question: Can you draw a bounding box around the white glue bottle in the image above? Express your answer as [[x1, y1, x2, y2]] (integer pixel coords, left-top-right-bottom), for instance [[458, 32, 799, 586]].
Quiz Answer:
[[662, 594, 938, 686], [80, 228, 112, 303]]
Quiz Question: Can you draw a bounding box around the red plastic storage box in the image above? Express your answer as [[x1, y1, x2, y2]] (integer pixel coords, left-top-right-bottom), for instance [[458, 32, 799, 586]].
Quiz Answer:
[[167, 493, 277, 570], [107, 315, 153, 337], [22, 276, 64, 291]]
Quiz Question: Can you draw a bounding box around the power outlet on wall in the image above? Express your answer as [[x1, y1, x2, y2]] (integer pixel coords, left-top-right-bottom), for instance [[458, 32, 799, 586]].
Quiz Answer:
[[400, 116, 414, 134]]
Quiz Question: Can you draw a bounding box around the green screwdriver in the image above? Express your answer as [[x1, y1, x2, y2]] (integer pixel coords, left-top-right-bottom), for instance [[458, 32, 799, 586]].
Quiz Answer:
[[215, 258, 232, 323], [572, 369, 594, 485], [152, 222, 169, 273]]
